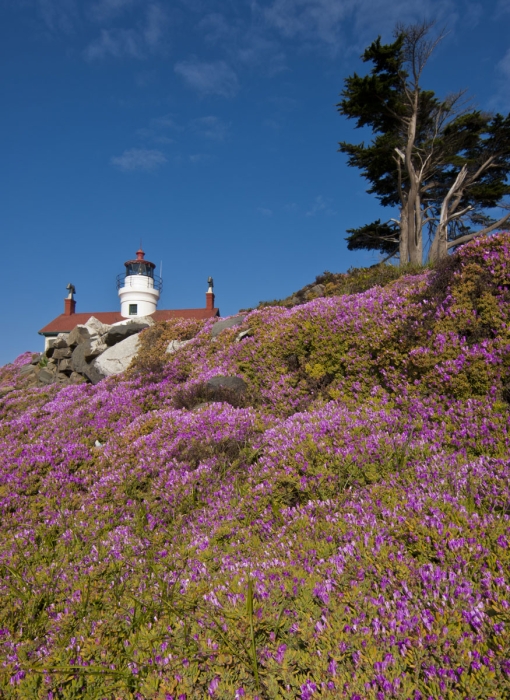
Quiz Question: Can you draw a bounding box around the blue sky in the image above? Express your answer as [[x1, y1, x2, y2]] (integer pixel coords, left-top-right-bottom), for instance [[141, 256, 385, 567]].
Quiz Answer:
[[1, 0, 509, 364]]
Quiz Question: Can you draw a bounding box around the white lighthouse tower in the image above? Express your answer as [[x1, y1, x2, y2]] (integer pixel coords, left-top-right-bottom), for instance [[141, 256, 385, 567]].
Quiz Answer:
[[117, 248, 162, 318]]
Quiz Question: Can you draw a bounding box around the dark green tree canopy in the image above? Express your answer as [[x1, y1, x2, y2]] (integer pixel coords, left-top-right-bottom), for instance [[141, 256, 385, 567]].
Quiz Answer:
[[338, 24, 510, 263]]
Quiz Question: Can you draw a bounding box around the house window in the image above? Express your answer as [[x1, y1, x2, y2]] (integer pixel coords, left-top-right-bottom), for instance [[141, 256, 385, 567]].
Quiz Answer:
[[129, 304, 138, 315]]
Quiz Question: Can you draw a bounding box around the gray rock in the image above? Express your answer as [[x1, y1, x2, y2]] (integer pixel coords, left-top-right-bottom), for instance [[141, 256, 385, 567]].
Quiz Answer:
[[105, 322, 150, 347], [67, 325, 92, 348], [92, 333, 140, 377], [52, 347, 73, 360], [211, 315, 246, 338], [58, 358, 73, 373], [0, 386, 15, 397], [83, 338, 108, 360], [305, 284, 325, 300], [236, 329, 253, 342], [166, 339, 192, 354], [53, 336, 69, 349], [19, 364, 37, 376], [191, 401, 215, 412], [206, 375, 247, 392], [38, 369, 55, 385], [71, 344, 106, 385], [55, 373, 72, 386], [84, 316, 111, 336], [31, 353, 42, 365], [111, 315, 155, 328]]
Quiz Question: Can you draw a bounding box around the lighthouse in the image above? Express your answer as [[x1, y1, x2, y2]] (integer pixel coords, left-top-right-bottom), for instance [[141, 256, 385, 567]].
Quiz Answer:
[[116, 248, 162, 318], [39, 248, 220, 348]]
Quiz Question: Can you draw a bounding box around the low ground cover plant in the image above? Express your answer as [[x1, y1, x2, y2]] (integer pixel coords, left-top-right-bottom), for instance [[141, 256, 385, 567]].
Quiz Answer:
[[0, 234, 509, 698]]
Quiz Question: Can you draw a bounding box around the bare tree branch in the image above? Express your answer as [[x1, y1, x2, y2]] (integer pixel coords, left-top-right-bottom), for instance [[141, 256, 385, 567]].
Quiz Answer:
[[447, 212, 510, 248]]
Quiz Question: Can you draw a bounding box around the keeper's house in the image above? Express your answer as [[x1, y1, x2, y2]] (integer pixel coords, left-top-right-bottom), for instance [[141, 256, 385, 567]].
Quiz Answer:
[[39, 248, 219, 349]]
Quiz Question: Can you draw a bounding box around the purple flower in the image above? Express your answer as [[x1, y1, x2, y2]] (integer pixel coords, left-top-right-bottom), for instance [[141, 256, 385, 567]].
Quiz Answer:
[[208, 677, 220, 696]]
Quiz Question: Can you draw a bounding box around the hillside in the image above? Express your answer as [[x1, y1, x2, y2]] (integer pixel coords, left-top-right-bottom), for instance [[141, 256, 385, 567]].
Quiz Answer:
[[1, 234, 510, 699]]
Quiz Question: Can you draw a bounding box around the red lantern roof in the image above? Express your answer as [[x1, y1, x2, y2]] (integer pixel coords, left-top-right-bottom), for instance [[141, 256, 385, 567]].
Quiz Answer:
[[123, 248, 156, 269]]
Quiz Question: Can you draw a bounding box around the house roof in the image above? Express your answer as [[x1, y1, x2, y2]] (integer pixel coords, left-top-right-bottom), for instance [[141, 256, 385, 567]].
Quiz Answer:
[[38, 308, 220, 335]]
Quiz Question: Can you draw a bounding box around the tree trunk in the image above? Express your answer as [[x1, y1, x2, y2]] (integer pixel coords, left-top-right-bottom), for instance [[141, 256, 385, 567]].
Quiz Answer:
[[407, 197, 422, 265], [429, 165, 469, 263], [399, 206, 409, 264], [403, 93, 422, 266]]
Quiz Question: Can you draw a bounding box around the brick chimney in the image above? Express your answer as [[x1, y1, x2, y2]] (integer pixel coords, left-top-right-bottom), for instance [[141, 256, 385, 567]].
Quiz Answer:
[[64, 298, 76, 316], [206, 276, 215, 310], [64, 283, 76, 316]]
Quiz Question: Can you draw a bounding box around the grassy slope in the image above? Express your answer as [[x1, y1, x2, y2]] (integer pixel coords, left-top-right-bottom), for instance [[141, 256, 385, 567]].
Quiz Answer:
[[0, 235, 509, 699]]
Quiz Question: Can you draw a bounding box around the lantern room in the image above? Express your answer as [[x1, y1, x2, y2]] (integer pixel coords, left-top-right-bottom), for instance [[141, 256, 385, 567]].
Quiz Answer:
[[116, 248, 163, 318]]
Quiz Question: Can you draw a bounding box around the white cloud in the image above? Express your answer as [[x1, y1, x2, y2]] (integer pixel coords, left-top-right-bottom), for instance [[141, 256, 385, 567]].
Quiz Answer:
[[257, 207, 273, 216], [306, 195, 336, 216], [174, 58, 239, 97], [492, 47, 510, 109], [256, 0, 457, 51], [85, 27, 143, 59], [189, 153, 211, 163], [84, 3, 167, 60], [191, 116, 230, 140], [199, 12, 237, 44], [198, 11, 287, 74], [151, 114, 181, 130], [90, 0, 138, 22], [143, 3, 167, 49], [153, 135, 176, 145], [260, 0, 350, 46], [38, 0, 78, 33], [498, 47, 510, 78], [110, 148, 167, 171]]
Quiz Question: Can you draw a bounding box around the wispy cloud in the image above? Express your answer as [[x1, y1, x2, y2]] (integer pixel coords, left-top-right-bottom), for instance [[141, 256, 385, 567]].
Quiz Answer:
[[306, 195, 336, 216], [492, 47, 510, 109], [174, 58, 239, 97], [256, 0, 457, 52], [189, 153, 211, 163], [257, 207, 273, 216], [84, 3, 167, 60], [143, 3, 167, 49], [151, 114, 181, 130], [497, 47, 510, 78], [110, 148, 167, 171], [190, 116, 230, 140], [199, 12, 238, 44], [90, 0, 139, 22], [85, 27, 143, 59], [198, 11, 287, 74], [38, 0, 79, 33]]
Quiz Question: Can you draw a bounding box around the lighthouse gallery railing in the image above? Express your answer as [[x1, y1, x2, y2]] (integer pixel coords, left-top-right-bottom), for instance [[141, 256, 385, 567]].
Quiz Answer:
[[116, 273, 163, 292]]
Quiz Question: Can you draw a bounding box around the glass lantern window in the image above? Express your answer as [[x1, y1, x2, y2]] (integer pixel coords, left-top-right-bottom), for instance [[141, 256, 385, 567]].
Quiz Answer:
[[125, 262, 154, 277]]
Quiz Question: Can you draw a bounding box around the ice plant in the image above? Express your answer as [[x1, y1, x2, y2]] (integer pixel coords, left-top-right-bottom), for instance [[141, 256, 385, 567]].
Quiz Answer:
[[0, 234, 509, 698]]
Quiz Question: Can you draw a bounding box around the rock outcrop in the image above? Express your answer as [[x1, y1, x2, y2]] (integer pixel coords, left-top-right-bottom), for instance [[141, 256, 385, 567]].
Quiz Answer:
[[166, 339, 192, 354], [21, 314, 248, 389], [93, 333, 140, 377], [211, 315, 246, 338], [21, 316, 152, 387], [105, 318, 153, 347]]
